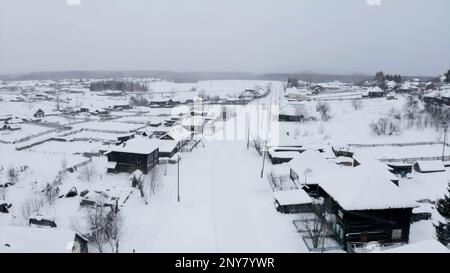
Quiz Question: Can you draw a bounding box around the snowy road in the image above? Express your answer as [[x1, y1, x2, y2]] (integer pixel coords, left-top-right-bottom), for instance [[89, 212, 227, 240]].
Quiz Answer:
[[122, 137, 305, 252]]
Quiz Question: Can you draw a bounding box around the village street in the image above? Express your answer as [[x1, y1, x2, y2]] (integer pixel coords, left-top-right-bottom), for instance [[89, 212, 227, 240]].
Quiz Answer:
[[121, 135, 305, 252]]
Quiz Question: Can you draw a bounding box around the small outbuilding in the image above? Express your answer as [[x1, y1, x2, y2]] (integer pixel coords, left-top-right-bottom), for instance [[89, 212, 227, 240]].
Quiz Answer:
[[273, 189, 313, 213], [413, 160, 446, 173], [33, 109, 45, 119]]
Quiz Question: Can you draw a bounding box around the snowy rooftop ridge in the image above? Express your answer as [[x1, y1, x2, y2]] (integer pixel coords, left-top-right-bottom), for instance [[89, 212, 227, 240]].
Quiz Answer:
[[105, 136, 159, 155], [320, 164, 417, 211]]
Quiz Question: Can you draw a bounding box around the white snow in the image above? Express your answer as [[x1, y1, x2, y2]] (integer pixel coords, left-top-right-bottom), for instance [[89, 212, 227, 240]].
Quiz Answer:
[[273, 189, 313, 206], [0, 225, 79, 253]]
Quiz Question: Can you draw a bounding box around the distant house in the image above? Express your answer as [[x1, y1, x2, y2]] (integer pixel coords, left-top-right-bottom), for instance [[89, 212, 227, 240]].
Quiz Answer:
[[149, 121, 162, 127], [332, 146, 354, 158], [268, 146, 306, 164], [278, 104, 304, 122], [104, 91, 124, 97], [422, 88, 450, 106], [368, 86, 385, 98], [180, 117, 206, 134], [0, 225, 88, 253], [413, 161, 446, 173], [104, 137, 159, 174], [33, 109, 45, 119], [159, 125, 192, 144], [156, 140, 179, 159]]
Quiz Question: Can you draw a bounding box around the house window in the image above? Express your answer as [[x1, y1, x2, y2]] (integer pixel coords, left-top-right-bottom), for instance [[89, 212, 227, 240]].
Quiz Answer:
[[130, 155, 135, 163], [392, 229, 402, 240], [137, 156, 141, 163]]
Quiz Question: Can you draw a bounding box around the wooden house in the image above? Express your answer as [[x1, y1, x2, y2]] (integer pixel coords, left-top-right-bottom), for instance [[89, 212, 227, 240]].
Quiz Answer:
[[104, 137, 159, 174], [33, 109, 45, 119], [288, 151, 416, 250], [278, 104, 304, 122], [319, 166, 416, 250], [367, 86, 385, 98]]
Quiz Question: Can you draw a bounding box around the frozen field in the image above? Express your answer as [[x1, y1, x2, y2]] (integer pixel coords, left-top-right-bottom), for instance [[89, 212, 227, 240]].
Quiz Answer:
[[26, 140, 102, 155], [0, 123, 54, 143]]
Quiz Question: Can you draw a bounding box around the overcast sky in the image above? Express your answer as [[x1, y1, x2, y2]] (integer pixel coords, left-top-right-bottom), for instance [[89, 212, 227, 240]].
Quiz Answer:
[[0, 0, 449, 76]]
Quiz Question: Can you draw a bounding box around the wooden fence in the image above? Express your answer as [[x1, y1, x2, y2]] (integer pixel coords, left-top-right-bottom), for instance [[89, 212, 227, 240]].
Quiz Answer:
[[379, 155, 450, 163], [348, 141, 450, 148]]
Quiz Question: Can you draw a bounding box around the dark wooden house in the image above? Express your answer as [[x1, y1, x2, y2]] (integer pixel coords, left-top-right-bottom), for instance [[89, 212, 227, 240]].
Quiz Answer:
[[318, 167, 416, 251], [33, 109, 45, 118], [105, 137, 159, 174]]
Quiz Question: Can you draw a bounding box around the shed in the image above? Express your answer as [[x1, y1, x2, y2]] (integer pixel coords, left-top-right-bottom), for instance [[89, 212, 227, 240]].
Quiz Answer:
[[413, 161, 445, 173], [273, 189, 313, 214]]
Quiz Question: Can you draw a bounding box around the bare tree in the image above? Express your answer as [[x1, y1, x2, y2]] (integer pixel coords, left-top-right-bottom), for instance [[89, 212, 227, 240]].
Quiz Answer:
[[60, 158, 68, 172], [370, 117, 401, 136], [351, 99, 363, 110], [267, 172, 281, 190], [19, 196, 45, 224], [7, 166, 19, 185], [79, 162, 97, 182], [85, 202, 122, 253], [298, 203, 329, 252], [55, 93, 61, 111], [0, 169, 4, 200], [142, 167, 160, 204], [43, 182, 59, 205], [316, 102, 331, 121]]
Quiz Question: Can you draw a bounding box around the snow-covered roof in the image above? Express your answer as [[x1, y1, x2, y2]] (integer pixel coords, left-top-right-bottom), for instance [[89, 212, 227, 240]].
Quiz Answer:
[[279, 104, 305, 116], [289, 151, 416, 211], [0, 225, 80, 253], [380, 240, 449, 253], [160, 125, 192, 141], [288, 150, 339, 185], [367, 86, 384, 93], [320, 165, 417, 211], [414, 160, 445, 172], [156, 139, 178, 153], [273, 189, 313, 206], [105, 136, 159, 155]]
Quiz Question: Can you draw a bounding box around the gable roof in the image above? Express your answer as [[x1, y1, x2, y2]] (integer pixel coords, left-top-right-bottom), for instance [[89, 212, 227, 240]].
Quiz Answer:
[[288, 150, 339, 185], [414, 160, 446, 172], [320, 165, 417, 211], [105, 136, 159, 155], [160, 125, 192, 141]]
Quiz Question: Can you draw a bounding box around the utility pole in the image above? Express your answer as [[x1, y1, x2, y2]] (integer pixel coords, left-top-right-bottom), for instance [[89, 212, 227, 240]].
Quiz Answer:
[[442, 121, 448, 161], [260, 142, 266, 178], [177, 154, 180, 202]]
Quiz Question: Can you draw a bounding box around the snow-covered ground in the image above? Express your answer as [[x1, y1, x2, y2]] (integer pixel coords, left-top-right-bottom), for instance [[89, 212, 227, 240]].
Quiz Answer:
[[1, 78, 449, 253]]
